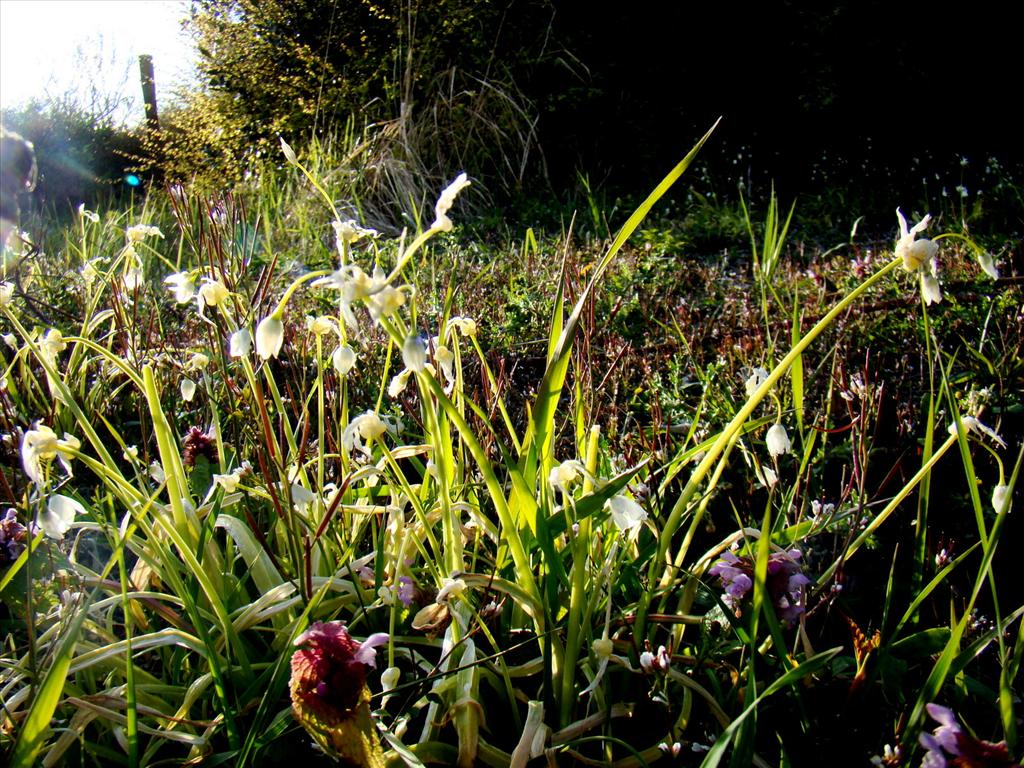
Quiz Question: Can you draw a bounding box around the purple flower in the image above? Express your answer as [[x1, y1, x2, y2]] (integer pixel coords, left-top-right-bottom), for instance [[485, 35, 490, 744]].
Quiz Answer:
[[396, 576, 415, 607], [290, 622, 388, 762], [919, 703, 1020, 768], [708, 547, 811, 626], [0, 508, 29, 565]]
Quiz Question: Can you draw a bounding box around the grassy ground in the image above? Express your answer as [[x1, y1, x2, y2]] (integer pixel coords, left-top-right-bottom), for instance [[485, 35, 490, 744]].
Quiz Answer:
[[0, 132, 1021, 767]]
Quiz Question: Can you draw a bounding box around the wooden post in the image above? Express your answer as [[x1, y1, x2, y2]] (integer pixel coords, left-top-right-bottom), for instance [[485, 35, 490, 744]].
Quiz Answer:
[[139, 54, 160, 131]]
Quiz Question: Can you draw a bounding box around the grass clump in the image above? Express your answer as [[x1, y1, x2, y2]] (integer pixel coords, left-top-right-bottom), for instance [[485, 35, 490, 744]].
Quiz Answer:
[[0, 123, 1021, 768]]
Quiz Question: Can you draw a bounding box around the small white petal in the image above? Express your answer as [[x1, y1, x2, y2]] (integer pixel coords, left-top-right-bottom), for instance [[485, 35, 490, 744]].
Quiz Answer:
[[180, 378, 197, 402]]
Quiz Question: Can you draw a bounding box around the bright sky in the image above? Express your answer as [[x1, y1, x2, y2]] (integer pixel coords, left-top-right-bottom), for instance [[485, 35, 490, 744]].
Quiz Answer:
[[0, 0, 195, 125]]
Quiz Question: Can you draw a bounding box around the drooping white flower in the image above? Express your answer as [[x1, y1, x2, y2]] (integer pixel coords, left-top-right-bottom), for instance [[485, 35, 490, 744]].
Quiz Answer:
[[331, 344, 357, 376], [895, 209, 938, 272], [766, 423, 791, 457], [402, 335, 427, 373], [332, 219, 378, 252], [977, 251, 999, 280], [164, 272, 196, 304], [756, 464, 779, 488], [197, 278, 229, 315], [920, 271, 942, 305], [180, 378, 197, 402], [433, 343, 455, 389], [213, 466, 245, 493], [992, 484, 1011, 514], [745, 367, 769, 397], [895, 209, 944, 304], [947, 416, 1006, 448], [388, 369, 413, 398], [229, 328, 252, 358], [38, 494, 86, 539], [548, 460, 584, 495], [381, 666, 400, 693], [125, 224, 163, 244], [431, 172, 471, 232], [342, 410, 388, 456], [306, 315, 338, 337], [21, 425, 79, 485], [436, 577, 468, 603], [255, 314, 285, 360], [185, 352, 210, 372], [280, 137, 298, 165], [605, 494, 647, 532], [0, 281, 14, 305], [449, 316, 478, 337], [40, 328, 66, 368]]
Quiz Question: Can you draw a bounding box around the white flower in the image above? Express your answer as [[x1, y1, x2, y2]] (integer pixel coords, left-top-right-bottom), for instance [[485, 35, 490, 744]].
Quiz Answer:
[[431, 172, 471, 232], [434, 343, 455, 388], [366, 281, 406, 325], [185, 352, 210, 372], [332, 219, 378, 252], [449, 316, 477, 337], [756, 464, 778, 488], [180, 378, 197, 402], [388, 369, 413, 398], [947, 416, 1005, 448], [198, 278, 229, 315], [288, 483, 317, 513], [77, 204, 99, 223], [402, 335, 427, 373], [436, 577, 468, 603], [331, 344, 357, 375], [920, 271, 942, 305], [123, 265, 145, 291], [592, 637, 613, 659], [895, 209, 938, 272], [605, 494, 647, 532], [977, 251, 999, 280], [280, 137, 298, 164], [745, 367, 769, 397], [313, 263, 385, 330], [213, 467, 245, 493], [992, 485, 1011, 514], [125, 224, 163, 243], [2, 333, 16, 349], [548, 460, 584, 495], [895, 209, 944, 304], [255, 314, 284, 359], [381, 666, 400, 693], [766, 423, 791, 457], [21, 425, 79, 485], [342, 411, 388, 456], [307, 315, 338, 337], [149, 461, 166, 484], [164, 272, 196, 304], [0, 281, 14, 305], [229, 328, 252, 358], [38, 494, 86, 539]]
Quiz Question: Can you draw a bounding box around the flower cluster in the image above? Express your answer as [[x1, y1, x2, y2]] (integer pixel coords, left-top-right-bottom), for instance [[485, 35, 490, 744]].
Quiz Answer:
[[919, 703, 1019, 768], [708, 547, 810, 625], [0, 509, 31, 564], [290, 622, 388, 762]]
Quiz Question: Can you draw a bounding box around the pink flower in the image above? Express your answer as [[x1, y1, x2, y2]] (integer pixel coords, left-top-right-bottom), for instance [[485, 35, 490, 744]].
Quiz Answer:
[[290, 622, 388, 764]]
